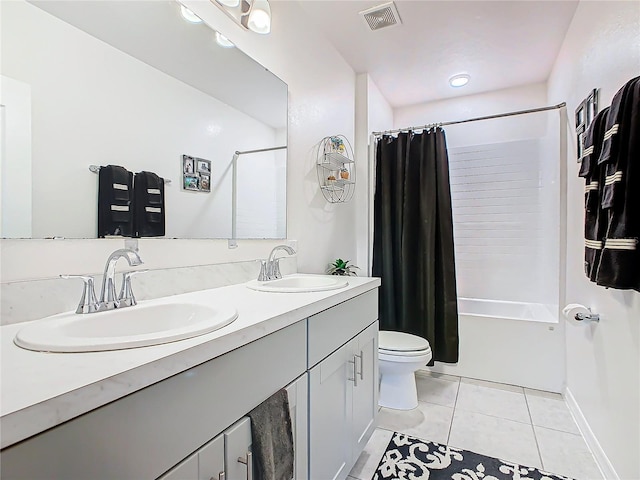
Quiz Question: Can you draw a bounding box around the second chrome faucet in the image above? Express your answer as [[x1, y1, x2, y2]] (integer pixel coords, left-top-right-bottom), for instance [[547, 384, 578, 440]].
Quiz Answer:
[[62, 248, 145, 314], [258, 245, 296, 281]]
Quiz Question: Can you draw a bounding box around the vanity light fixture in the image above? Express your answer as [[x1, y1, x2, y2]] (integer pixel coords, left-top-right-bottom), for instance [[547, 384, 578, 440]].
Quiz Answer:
[[211, 0, 272, 35], [180, 5, 203, 23], [449, 74, 470, 88], [215, 31, 235, 48]]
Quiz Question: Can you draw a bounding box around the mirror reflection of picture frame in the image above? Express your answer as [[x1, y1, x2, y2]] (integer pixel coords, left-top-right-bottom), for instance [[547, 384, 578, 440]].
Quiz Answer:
[[182, 154, 212, 193], [200, 174, 211, 192], [196, 159, 211, 174], [183, 175, 199, 191], [183, 155, 195, 174]]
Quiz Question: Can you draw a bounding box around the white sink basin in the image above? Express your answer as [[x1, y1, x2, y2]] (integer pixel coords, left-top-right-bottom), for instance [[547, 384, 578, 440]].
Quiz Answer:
[[14, 302, 238, 353], [246, 274, 349, 293]]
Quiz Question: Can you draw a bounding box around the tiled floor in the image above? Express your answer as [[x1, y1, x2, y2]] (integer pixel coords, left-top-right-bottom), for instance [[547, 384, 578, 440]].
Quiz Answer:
[[348, 371, 603, 480]]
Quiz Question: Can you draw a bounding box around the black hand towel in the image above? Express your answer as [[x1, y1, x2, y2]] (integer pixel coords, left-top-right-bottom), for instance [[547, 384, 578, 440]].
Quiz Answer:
[[247, 389, 294, 480], [134, 171, 165, 237], [98, 165, 134, 237]]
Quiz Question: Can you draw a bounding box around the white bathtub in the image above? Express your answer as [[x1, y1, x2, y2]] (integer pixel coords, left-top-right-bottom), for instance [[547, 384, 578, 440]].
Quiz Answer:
[[457, 297, 557, 324], [427, 297, 564, 392]]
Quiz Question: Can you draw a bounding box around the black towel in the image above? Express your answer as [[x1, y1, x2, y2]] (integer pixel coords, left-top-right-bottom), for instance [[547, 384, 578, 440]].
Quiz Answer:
[[247, 389, 294, 480], [134, 171, 165, 237], [98, 165, 134, 237]]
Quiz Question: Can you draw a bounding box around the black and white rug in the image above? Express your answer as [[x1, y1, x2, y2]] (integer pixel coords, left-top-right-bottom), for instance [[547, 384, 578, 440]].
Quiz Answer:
[[372, 432, 575, 480]]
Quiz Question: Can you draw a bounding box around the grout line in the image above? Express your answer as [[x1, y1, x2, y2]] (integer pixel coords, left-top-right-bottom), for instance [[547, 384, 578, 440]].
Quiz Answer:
[[524, 390, 544, 470], [447, 376, 462, 444]]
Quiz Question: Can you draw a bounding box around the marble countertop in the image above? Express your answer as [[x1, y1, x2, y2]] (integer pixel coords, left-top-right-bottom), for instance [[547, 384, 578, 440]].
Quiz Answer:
[[0, 275, 380, 449]]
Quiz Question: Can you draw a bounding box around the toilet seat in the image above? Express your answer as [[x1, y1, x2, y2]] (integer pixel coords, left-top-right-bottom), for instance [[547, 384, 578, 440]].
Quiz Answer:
[[379, 331, 431, 354]]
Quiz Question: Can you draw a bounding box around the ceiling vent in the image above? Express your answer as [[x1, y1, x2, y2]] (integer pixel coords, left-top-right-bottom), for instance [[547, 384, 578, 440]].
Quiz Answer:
[[359, 2, 402, 31]]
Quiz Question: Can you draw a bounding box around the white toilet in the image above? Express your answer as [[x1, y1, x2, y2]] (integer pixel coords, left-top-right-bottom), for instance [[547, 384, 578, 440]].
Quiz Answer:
[[378, 330, 432, 410]]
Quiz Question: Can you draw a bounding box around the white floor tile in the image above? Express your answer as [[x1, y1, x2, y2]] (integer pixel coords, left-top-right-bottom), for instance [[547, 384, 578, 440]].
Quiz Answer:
[[415, 371, 460, 407], [525, 388, 581, 435], [348, 428, 392, 480], [377, 401, 454, 444], [535, 426, 603, 480], [449, 409, 542, 468], [456, 377, 530, 423]]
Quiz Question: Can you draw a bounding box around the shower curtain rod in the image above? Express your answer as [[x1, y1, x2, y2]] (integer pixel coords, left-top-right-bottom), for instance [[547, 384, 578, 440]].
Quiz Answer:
[[371, 102, 567, 137], [234, 145, 287, 155]]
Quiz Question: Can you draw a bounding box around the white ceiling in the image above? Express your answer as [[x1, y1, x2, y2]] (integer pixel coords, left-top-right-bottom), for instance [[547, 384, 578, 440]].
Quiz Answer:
[[297, 0, 579, 108]]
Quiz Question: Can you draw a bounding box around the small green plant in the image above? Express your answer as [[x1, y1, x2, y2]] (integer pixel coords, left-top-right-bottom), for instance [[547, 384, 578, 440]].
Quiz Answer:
[[327, 258, 359, 276]]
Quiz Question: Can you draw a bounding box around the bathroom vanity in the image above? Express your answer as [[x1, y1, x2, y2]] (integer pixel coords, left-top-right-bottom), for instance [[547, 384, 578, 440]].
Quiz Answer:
[[0, 276, 380, 479]]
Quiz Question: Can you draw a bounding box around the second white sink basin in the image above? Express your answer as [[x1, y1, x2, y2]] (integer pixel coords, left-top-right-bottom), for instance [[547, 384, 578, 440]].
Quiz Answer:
[[14, 302, 238, 353], [246, 274, 349, 293]]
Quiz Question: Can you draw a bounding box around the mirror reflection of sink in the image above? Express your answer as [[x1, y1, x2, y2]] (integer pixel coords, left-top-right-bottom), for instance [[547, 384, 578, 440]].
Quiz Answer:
[[246, 274, 349, 293], [14, 303, 238, 353]]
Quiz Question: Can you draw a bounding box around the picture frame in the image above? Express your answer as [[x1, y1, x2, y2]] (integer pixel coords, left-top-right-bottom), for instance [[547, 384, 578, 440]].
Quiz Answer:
[[183, 155, 195, 175], [183, 175, 199, 191], [196, 159, 211, 174], [181, 154, 212, 193], [200, 174, 211, 192]]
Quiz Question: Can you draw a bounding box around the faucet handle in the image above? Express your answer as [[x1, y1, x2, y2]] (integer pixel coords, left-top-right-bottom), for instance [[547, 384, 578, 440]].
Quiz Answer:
[[271, 258, 283, 280], [60, 274, 100, 314], [118, 269, 148, 307], [257, 260, 268, 281]]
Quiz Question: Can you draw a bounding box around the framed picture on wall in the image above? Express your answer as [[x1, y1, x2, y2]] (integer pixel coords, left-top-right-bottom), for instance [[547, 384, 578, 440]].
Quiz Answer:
[[196, 159, 211, 174], [183, 175, 199, 191], [200, 175, 211, 192], [181, 154, 212, 193]]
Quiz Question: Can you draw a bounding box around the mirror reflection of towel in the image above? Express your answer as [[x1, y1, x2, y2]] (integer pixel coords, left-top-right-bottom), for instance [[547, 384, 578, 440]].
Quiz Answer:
[[134, 171, 165, 237], [98, 165, 133, 237], [247, 389, 294, 480]]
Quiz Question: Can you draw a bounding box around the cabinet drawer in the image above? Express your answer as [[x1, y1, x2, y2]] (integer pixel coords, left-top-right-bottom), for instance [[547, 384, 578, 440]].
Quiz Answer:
[[308, 289, 378, 368]]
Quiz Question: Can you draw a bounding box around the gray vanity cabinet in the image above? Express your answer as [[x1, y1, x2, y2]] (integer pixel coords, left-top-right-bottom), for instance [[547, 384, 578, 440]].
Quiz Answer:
[[308, 290, 379, 480], [159, 433, 225, 480]]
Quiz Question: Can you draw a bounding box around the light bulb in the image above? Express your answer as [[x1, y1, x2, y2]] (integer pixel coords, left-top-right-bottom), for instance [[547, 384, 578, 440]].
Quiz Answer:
[[215, 31, 235, 48], [248, 0, 271, 34], [180, 5, 202, 23], [449, 74, 470, 88]]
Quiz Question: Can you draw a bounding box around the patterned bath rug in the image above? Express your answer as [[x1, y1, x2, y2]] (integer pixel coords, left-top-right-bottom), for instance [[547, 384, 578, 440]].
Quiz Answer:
[[372, 432, 575, 480]]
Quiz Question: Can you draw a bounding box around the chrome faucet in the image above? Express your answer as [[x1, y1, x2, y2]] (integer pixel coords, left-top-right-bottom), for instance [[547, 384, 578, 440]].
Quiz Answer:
[[99, 249, 144, 310], [258, 245, 296, 281], [62, 248, 145, 313]]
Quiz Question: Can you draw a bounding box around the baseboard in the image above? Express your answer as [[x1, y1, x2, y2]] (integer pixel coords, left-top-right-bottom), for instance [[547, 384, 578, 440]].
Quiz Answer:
[[563, 387, 618, 480]]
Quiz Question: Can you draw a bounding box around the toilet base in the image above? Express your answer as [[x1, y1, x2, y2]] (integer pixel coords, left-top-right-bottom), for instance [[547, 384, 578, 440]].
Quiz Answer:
[[378, 370, 419, 410]]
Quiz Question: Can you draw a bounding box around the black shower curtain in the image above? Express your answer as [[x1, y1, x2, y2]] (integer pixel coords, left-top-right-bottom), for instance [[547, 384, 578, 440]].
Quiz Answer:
[[372, 129, 459, 364]]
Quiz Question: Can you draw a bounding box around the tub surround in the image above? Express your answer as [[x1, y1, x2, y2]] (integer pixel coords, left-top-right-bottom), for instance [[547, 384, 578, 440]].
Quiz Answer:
[[1, 275, 380, 449]]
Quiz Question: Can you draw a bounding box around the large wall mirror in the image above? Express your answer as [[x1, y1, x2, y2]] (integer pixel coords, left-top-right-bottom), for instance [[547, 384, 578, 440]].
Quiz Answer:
[[0, 0, 287, 239]]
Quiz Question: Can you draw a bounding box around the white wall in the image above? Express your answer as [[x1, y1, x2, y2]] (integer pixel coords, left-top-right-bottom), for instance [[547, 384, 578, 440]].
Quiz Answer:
[[0, 0, 357, 293], [1, 0, 279, 240], [354, 74, 393, 274], [547, 2, 640, 478]]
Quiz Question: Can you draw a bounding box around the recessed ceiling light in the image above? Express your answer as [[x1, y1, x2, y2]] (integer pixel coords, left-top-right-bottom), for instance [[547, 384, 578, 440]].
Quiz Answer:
[[180, 5, 203, 23], [449, 74, 470, 88], [215, 31, 235, 48]]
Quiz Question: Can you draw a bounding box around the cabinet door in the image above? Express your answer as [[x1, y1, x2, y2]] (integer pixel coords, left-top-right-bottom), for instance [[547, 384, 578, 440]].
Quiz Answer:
[[158, 453, 198, 480], [351, 322, 379, 461], [224, 417, 252, 480], [309, 339, 355, 480], [198, 434, 225, 480]]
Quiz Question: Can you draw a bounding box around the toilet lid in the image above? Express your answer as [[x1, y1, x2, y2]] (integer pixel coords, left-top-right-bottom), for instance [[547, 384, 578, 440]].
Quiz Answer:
[[379, 331, 430, 352]]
